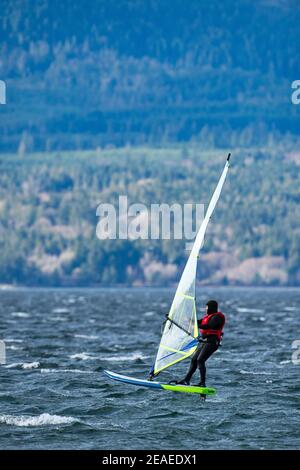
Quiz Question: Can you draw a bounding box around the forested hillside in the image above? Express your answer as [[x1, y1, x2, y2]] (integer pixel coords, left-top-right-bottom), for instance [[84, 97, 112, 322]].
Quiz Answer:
[[0, 2, 299, 287], [1, 0, 300, 151], [0, 147, 299, 286]]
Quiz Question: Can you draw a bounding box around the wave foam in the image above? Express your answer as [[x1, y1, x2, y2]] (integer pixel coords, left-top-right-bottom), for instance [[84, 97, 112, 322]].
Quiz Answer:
[[69, 353, 95, 361], [52, 308, 69, 314], [102, 352, 148, 362], [4, 339, 23, 343], [22, 361, 40, 369], [11, 312, 30, 318], [239, 369, 272, 376], [74, 334, 99, 340], [144, 311, 156, 317], [5, 361, 40, 369], [0, 413, 77, 427], [41, 368, 92, 374], [237, 308, 264, 313]]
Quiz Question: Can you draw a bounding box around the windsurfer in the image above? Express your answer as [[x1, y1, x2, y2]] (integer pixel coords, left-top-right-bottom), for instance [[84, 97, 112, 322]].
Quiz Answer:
[[178, 300, 225, 387]]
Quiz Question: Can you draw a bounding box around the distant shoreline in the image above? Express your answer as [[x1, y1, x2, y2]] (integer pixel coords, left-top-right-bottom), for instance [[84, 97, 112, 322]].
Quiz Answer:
[[1, 284, 300, 290]]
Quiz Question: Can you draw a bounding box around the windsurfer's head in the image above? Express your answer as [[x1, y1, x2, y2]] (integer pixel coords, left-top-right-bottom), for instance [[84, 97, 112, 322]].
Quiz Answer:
[[206, 300, 218, 314]]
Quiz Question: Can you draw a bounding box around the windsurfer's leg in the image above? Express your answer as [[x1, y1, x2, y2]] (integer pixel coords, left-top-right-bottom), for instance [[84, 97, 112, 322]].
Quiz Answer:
[[182, 344, 203, 383], [197, 343, 218, 385]]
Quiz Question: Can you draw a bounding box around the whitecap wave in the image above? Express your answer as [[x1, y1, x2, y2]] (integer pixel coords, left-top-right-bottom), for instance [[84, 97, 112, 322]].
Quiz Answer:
[[102, 352, 148, 362], [5, 361, 40, 369], [69, 352, 95, 361], [22, 361, 40, 369], [4, 339, 23, 343], [11, 312, 30, 318], [0, 413, 77, 427], [52, 308, 69, 314], [50, 316, 68, 322], [239, 369, 272, 375], [237, 308, 264, 313], [74, 334, 99, 340], [144, 311, 156, 317], [4, 362, 21, 369], [41, 368, 92, 374]]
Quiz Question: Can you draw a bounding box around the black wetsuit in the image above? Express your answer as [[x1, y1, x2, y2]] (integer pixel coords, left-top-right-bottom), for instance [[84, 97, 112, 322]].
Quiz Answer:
[[183, 314, 223, 386]]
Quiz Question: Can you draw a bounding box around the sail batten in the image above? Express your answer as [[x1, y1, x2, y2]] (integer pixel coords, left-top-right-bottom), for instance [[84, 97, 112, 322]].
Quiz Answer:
[[153, 155, 230, 376]]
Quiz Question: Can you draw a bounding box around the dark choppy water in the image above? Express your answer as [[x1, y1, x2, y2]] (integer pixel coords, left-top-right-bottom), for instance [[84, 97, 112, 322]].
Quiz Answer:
[[0, 287, 299, 450]]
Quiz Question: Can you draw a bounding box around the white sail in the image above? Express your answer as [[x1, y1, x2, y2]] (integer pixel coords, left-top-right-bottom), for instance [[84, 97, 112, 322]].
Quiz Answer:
[[153, 155, 231, 376]]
